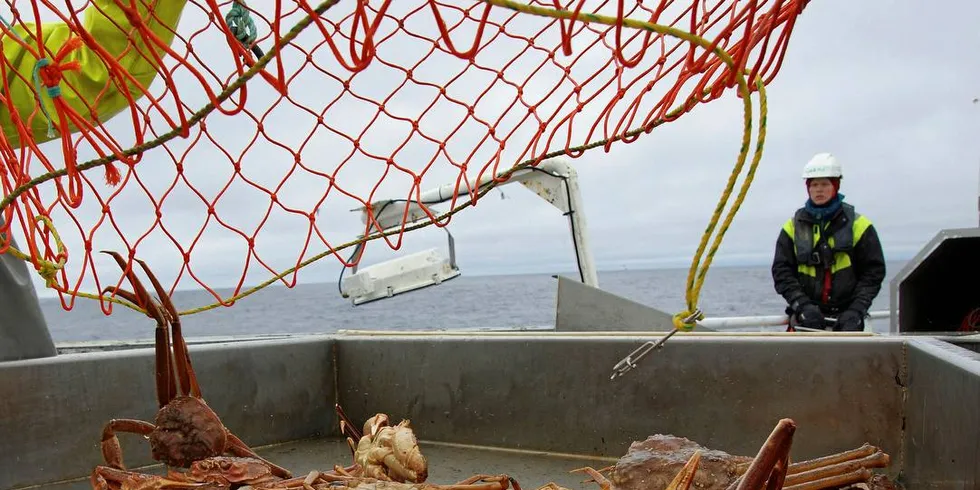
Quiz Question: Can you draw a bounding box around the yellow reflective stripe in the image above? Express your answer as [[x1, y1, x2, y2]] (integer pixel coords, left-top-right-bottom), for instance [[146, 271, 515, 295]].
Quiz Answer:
[[830, 216, 870, 273], [782, 218, 795, 237], [831, 252, 851, 273], [798, 264, 816, 277], [853, 214, 872, 243], [782, 218, 800, 261]]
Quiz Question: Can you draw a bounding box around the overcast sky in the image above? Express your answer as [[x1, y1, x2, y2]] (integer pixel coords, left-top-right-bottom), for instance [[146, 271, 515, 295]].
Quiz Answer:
[[7, 0, 979, 300]]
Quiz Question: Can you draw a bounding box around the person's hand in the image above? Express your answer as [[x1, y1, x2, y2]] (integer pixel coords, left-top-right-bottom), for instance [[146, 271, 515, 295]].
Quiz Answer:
[[836, 309, 865, 331], [797, 302, 825, 329]]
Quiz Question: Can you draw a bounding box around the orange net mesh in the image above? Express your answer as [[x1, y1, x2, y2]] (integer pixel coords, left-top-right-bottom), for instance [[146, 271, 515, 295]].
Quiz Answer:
[[0, 0, 810, 316]]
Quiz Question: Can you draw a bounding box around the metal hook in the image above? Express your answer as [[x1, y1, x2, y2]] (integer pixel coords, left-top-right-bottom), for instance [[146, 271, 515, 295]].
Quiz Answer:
[[609, 309, 701, 380], [609, 329, 678, 380]]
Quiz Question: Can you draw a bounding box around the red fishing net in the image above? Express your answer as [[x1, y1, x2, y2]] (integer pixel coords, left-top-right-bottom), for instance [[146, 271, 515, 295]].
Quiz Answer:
[[0, 0, 810, 315]]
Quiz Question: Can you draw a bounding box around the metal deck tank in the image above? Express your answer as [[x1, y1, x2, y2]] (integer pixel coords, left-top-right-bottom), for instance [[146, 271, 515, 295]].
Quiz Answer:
[[1, 331, 978, 490]]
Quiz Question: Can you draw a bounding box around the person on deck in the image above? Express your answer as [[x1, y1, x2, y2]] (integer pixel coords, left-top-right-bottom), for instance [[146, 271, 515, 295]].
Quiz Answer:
[[771, 153, 886, 332]]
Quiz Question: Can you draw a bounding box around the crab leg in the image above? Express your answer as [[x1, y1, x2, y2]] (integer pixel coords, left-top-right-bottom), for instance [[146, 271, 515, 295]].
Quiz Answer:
[[135, 256, 201, 398], [782, 444, 877, 474], [451, 474, 520, 490], [767, 445, 790, 490], [784, 468, 873, 490], [782, 451, 889, 487], [731, 418, 796, 490], [666, 451, 701, 490], [99, 419, 157, 470], [224, 432, 295, 478], [336, 404, 363, 440], [257, 467, 361, 490], [736, 443, 879, 477], [91, 465, 212, 490], [732, 444, 889, 489], [101, 251, 176, 408], [336, 403, 363, 456]]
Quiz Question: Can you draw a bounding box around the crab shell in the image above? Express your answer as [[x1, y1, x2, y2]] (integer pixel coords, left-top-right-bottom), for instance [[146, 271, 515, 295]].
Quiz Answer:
[[151, 396, 228, 468], [178, 456, 281, 487]]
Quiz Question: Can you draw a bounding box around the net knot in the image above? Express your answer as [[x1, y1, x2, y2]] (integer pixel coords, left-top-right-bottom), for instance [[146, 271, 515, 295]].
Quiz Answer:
[[32, 37, 83, 138], [672, 308, 703, 332]]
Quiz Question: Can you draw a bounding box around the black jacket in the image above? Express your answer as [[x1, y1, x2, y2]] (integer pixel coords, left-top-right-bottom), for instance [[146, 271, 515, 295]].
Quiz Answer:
[[771, 203, 886, 315]]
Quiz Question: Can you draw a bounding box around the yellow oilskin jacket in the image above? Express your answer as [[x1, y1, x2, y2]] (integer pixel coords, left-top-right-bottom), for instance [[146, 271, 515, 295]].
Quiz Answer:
[[1, 0, 189, 150]]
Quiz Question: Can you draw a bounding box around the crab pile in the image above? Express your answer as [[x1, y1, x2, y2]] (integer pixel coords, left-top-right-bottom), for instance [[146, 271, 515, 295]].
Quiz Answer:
[[606, 431, 896, 490], [87, 253, 899, 490]]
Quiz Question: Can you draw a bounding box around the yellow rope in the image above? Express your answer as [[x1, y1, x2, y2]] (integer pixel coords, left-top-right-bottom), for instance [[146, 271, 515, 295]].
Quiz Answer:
[[674, 75, 766, 332], [482, 0, 770, 332], [3, 215, 66, 287], [1, 0, 769, 321]]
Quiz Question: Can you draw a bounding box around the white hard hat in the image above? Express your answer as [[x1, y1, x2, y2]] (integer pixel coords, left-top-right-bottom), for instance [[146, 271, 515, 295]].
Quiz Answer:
[[802, 152, 842, 179]]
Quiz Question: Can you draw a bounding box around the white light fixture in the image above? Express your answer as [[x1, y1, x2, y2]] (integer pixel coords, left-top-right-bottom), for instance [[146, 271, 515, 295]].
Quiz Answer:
[[337, 157, 596, 306], [340, 228, 460, 306]]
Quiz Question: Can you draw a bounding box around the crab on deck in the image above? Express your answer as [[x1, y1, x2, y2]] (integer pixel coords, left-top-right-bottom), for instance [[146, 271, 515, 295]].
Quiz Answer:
[[335, 403, 428, 483], [90, 252, 292, 490], [542, 419, 894, 490]]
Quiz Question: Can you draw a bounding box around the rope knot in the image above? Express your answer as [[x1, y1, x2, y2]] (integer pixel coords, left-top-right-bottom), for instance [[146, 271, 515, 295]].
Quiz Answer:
[[672, 308, 704, 332], [226, 1, 257, 47], [36, 37, 84, 89], [3, 215, 67, 288], [32, 37, 84, 138], [38, 258, 65, 288]]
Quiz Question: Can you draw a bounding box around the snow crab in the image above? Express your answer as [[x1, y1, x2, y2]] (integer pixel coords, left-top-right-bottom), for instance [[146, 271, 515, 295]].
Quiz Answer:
[[533, 420, 796, 490], [90, 252, 292, 489], [335, 403, 429, 483]]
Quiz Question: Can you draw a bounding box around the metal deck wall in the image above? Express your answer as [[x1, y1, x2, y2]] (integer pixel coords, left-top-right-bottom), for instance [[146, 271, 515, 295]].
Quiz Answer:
[[334, 335, 906, 470], [902, 338, 980, 488], [0, 337, 336, 489], [2, 334, 979, 489]]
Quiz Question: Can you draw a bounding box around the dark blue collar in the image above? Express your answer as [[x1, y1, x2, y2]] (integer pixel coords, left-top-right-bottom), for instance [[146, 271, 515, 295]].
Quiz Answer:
[[805, 193, 844, 223]]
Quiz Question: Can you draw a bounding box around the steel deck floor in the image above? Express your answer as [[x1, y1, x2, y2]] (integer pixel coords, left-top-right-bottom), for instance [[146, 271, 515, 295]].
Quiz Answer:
[[34, 437, 617, 490]]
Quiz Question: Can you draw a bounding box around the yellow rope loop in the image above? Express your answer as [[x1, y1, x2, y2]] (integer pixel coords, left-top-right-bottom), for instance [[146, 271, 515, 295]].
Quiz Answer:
[[3, 215, 67, 287], [672, 309, 704, 332]]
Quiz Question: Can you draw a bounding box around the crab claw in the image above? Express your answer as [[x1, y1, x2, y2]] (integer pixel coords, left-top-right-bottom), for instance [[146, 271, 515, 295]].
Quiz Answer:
[[364, 414, 390, 437]]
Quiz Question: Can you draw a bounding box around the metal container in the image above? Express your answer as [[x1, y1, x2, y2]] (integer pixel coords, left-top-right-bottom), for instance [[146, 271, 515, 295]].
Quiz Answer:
[[2, 331, 978, 490]]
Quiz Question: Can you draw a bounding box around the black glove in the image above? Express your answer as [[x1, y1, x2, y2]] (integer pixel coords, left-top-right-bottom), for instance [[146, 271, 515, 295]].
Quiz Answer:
[[786, 299, 826, 330], [836, 309, 865, 331], [796, 302, 825, 329]]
